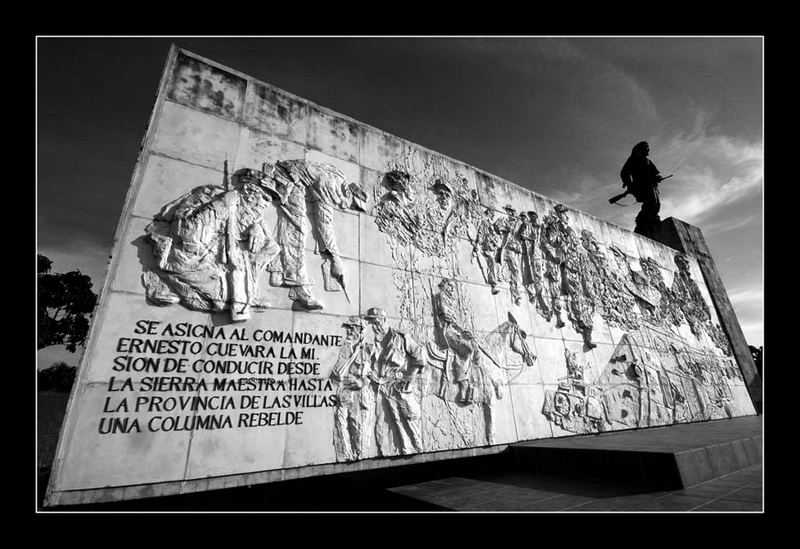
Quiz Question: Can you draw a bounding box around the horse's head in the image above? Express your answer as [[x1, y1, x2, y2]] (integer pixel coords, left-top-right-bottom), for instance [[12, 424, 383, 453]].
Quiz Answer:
[[506, 321, 536, 367]]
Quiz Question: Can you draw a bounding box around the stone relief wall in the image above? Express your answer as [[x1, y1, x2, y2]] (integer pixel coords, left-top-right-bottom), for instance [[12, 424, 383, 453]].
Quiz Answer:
[[137, 150, 747, 460], [357, 164, 744, 446], [47, 49, 756, 505], [142, 161, 366, 319]]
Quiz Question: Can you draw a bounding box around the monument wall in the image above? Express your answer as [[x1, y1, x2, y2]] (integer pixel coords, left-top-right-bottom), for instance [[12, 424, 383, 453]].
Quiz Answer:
[[45, 46, 757, 506]]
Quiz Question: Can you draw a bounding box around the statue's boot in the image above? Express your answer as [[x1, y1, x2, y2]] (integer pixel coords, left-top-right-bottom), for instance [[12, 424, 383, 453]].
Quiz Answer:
[[230, 302, 251, 322], [252, 297, 271, 310], [289, 285, 323, 310]]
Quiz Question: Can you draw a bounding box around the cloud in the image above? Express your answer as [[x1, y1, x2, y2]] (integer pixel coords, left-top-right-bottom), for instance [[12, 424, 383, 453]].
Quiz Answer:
[[548, 173, 638, 228], [536, 39, 659, 122], [703, 213, 758, 236], [436, 38, 659, 124], [553, 111, 763, 231], [37, 234, 111, 290], [725, 285, 763, 347], [728, 287, 763, 309], [655, 112, 763, 225], [739, 322, 764, 348]]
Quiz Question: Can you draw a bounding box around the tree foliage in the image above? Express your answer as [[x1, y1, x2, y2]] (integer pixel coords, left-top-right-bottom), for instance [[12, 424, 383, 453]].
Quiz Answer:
[[38, 254, 98, 352], [38, 362, 77, 392], [749, 345, 763, 379]]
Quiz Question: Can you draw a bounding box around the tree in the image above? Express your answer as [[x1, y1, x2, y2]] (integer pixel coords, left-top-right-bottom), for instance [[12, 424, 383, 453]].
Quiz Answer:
[[38, 362, 77, 392], [38, 254, 98, 352], [749, 345, 763, 379]]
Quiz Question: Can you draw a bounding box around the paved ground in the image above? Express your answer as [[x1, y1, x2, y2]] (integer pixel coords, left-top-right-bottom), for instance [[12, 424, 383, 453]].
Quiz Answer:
[[37, 391, 70, 471], [388, 462, 762, 511], [41, 415, 763, 512], [510, 416, 762, 489], [515, 415, 762, 452], [388, 417, 764, 512]]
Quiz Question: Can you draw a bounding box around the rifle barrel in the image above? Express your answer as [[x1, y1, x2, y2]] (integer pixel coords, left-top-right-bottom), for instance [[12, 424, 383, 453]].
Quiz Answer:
[[608, 191, 629, 204]]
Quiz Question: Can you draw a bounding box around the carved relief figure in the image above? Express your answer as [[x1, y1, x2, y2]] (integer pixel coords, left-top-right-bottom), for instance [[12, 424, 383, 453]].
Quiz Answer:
[[494, 205, 524, 305], [426, 306, 534, 445], [585, 385, 610, 432], [363, 307, 427, 456], [474, 207, 502, 295], [330, 316, 374, 462], [470, 313, 535, 444], [564, 348, 584, 380], [582, 234, 640, 332], [669, 253, 730, 353], [431, 278, 477, 403], [374, 170, 420, 246], [224, 170, 284, 321], [543, 322, 740, 436], [542, 347, 611, 434], [430, 178, 454, 237], [543, 381, 590, 434], [142, 167, 281, 321], [539, 206, 568, 328], [144, 160, 365, 319], [562, 235, 597, 349], [265, 160, 359, 310], [519, 211, 550, 315], [632, 257, 668, 325], [380, 171, 475, 260], [440, 180, 479, 245], [364, 155, 742, 448], [424, 275, 535, 445]]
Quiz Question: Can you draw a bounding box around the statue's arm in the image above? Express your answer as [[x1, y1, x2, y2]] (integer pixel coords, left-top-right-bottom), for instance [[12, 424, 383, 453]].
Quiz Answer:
[[649, 160, 661, 182], [405, 335, 427, 373], [620, 157, 633, 188]]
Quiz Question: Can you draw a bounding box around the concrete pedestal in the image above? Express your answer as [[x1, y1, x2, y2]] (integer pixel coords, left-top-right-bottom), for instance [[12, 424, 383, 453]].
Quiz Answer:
[[653, 217, 762, 413], [511, 416, 762, 489]]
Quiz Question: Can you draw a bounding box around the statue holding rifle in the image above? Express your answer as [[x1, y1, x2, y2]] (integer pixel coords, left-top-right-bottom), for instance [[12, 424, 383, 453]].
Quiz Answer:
[[611, 141, 672, 239]]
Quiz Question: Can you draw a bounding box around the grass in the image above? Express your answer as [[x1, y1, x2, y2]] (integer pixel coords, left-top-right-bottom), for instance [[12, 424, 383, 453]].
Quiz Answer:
[[38, 391, 71, 471]]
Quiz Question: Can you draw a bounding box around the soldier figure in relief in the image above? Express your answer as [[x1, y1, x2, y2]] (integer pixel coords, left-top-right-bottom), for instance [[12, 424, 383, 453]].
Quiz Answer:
[[142, 167, 281, 321], [432, 278, 477, 404], [669, 253, 730, 353], [433, 178, 460, 247], [374, 170, 420, 245], [518, 210, 549, 313], [494, 204, 524, 305], [562, 236, 597, 349], [263, 160, 357, 310], [474, 207, 502, 294], [540, 205, 570, 328], [224, 169, 283, 321], [363, 307, 427, 456], [330, 316, 373, 462], [540, 204, 597, 347]]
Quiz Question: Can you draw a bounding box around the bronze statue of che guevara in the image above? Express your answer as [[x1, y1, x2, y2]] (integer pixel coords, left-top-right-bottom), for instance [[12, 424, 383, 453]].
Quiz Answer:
[[615, 141, 671, 238]]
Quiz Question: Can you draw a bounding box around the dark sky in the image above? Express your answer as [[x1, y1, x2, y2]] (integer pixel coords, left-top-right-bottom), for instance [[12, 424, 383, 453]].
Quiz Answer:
[[37, 37, 763, 366]]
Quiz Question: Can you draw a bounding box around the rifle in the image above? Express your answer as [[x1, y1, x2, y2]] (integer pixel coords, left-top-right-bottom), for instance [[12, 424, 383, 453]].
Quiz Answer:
[[609, 174, 673, 204], [330, 334, 364, 381]]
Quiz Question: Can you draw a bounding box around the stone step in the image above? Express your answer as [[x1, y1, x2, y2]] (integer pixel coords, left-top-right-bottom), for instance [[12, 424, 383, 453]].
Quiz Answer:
[[388, 462, 763, 511], [509, 416, 762, 488]]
